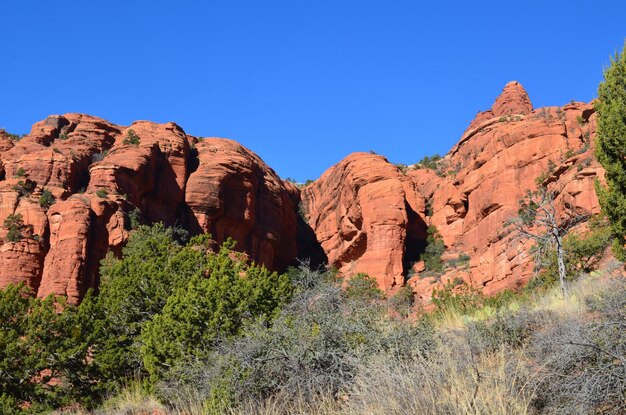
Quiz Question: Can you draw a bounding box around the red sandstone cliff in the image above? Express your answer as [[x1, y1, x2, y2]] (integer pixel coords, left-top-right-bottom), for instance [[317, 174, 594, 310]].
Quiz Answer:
[[0, 82, 608, 305], [301, 81, 604, 303], [0, 115, 298, 303]]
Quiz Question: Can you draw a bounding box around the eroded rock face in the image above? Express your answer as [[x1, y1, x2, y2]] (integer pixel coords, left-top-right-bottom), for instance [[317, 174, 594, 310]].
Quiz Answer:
[[303, 82, 603, 304], [0, 114, 300, 302], [185, 138, 298, 271], [301, 153, 427, 291]]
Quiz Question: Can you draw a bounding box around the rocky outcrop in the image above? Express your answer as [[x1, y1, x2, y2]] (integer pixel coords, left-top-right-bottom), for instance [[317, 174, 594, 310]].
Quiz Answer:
[[303, 82, 604, 303], [0, 114, 300, 302], [185, 138, 298, 271], [301, 153, 427, 291], [0, 82, 608, 305]]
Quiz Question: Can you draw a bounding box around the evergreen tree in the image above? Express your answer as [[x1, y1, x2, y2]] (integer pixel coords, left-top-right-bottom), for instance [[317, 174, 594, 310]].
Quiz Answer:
[[595, 42, 626, 260]]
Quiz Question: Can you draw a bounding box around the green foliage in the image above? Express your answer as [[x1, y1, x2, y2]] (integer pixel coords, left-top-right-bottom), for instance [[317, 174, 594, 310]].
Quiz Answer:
[[92, 224, 293, 390], [39, 189, 55, 209], [125, 206, 142, 229], [12, 179, 34, 198], [531, 217, 613, 288], [0, 284, 95, 413], [595, 42, 626, 260], [95, 189, 108, 198], [123, 129, 140, 146], [431, 279, 484, 314], [344, 273, 385, 302], [3, 213, 26, 242], [140, 240, 293, 382], [13, 167, 25, 178], [535, 159, 556, 186], [422, 226, 445, 272], [395, 163, 408, 173], [517, 190, 539, 226], [416, 154, 441, 170]]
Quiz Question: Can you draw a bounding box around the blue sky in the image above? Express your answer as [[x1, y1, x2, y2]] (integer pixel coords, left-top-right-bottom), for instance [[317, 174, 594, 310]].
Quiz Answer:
[[1, 1, 625, 182]]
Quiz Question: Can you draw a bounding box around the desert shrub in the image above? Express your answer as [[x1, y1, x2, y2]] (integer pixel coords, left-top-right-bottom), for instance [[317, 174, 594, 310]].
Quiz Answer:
[[530, 279, 626, 414], [467, 308, 555, 352], [39, 189, 55, 209], [422, 226, 445, 272], [344, 272, 385, 302], [140, 240, 293, 383], [416, 154, 442, 170], [123, 129, 140, 146], [12, 180, 34, 197], [125, 206, 142, 230], [91, 224, 293, 394], [157, 266, 436, 410], [345, 340, 535, 415], [13, 167, 25, 178], [431, 279, 485, 315], [3, 213, 26, 242], [95, 189, 108, 198]]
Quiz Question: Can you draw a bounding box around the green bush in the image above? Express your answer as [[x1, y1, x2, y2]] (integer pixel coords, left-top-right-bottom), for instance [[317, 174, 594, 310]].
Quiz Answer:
[[416, 154, 441, 170], [123, 129, 140, 146], [12, 180, 34, 198], [0, 284, 95, 413], [422, 226, 445, 272], [39, 189, 55, 209], [95, 189, 108, 198], [13, 167, 25, 178], [3, 213, 26, 242]]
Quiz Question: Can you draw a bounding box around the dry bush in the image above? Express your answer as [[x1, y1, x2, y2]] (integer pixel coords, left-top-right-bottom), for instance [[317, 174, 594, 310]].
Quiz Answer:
[[529, 278, 626, 414], [344, 338, 537, 415]]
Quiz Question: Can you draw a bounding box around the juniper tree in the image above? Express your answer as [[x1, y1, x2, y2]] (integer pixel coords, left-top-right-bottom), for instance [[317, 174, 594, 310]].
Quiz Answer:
[[595, 42, 626, 260]]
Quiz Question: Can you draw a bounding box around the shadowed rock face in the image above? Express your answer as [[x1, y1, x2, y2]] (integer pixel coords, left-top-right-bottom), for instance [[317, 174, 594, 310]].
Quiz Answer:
[[0, 114, 300, 303], [301, 82, 603, 303]]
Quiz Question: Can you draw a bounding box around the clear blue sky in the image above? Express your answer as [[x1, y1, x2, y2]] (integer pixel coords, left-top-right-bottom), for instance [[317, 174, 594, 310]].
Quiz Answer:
[[1, 1, 625, 182]]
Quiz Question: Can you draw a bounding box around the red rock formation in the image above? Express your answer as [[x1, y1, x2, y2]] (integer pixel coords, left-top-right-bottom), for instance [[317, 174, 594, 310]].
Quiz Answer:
[[303, 82, 604, 305], [301, 153, 427, 291], [185, 138, 298, 271], [0, 114, 300, 302]]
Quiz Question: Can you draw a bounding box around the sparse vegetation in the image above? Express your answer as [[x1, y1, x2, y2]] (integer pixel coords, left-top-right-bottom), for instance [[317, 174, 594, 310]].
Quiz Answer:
[[39, 189, 55, 209], [3, 213, 27, 242], [12, 180, 34, 198], [123, 129, 140, 146], [416, 153, 442, 170], [95, 189, 108, 198], [13, 167, 25, 178], [422, 225, 445, 273]]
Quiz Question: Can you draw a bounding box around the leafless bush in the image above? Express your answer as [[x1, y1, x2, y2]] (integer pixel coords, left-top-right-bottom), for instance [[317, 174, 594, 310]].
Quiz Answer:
[[530, 278, 626, 414]]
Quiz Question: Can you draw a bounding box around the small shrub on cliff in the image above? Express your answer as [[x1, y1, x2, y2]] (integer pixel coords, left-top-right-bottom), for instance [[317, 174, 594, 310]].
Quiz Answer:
[[3, 213, 26, 242], [12, 180, 34, 198], [95, 189, 108, 198], [422, 226, 445, 272], [13, 167, 25, 178], [39, 189, 55, 209], [416, 154, 441, 170], [123, 129, 140, 146]]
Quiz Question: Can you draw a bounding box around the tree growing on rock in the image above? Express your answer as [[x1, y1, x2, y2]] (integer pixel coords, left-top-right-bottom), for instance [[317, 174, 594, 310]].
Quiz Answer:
[[509, 186, 590, 297], [595, 42, 626, 260]]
